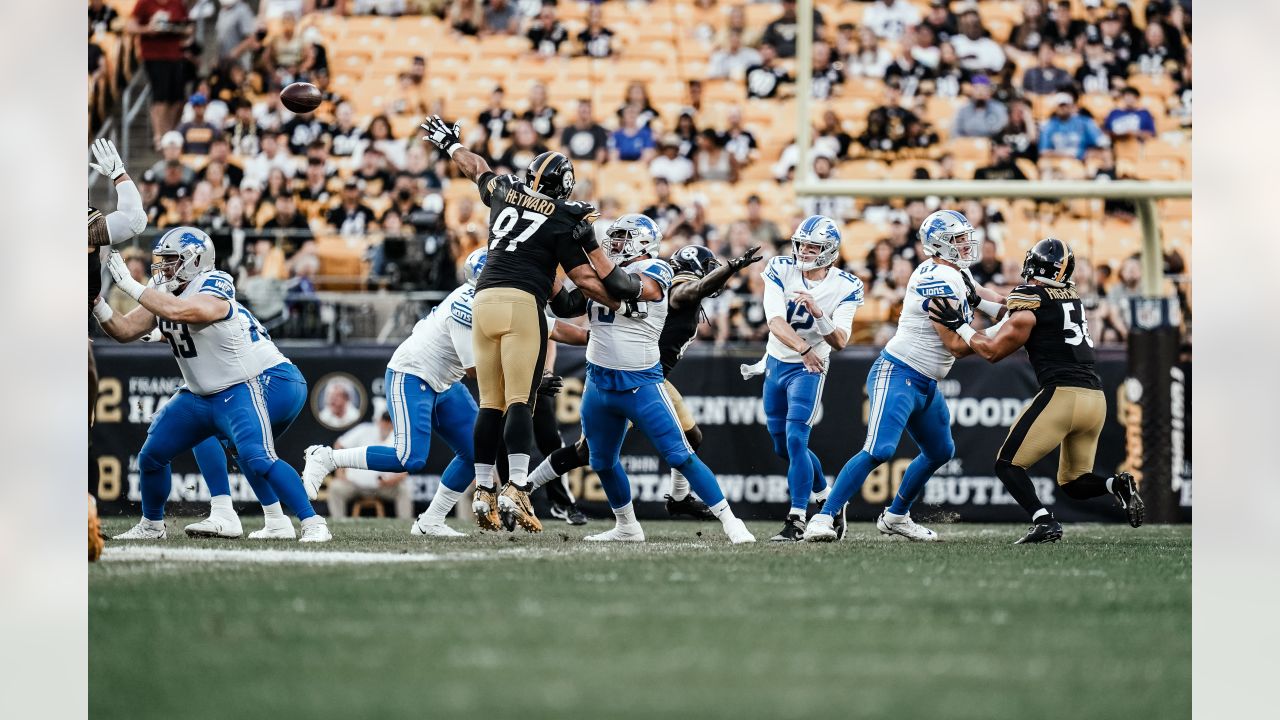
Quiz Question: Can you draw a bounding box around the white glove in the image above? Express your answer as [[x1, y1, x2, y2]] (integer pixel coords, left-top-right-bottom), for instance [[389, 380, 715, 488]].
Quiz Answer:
[[106, 251, 146, 300], [139, 328, 163, 342], [89, 138, 126, 180]]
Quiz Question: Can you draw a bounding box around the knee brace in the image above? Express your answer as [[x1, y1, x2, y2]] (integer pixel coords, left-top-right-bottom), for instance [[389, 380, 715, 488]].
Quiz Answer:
[[239, 452, 276, 481], [573, 436, 591, 466], [684, 425, 703, 452]]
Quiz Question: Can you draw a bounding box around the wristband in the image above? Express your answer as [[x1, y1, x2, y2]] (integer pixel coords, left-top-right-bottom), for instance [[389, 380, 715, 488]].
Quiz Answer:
[[800, 345, 813, 356], [118, 276, 147, 301], [813, 315, 836, 336], [957, 325, 977, 345], [978, 299, 1003, 317], [92, 301, 114, 323], [446, 143, 463, 158]]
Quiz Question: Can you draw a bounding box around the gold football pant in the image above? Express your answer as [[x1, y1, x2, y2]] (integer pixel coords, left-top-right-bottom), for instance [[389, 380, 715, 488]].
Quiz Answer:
[[998, 386, 1107, 485], [472, 288, 548, 410], [661, 380, 696, 433]]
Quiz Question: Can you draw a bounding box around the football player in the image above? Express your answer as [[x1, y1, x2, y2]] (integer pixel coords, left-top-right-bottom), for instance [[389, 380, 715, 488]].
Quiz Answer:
[[928, 238, 1144, 544], [562, 214, 755, 543], [806, 210, 1006, 542], [421, 116, 633, 533], [524, 243, 764, 520], [743, 216, 863, 542], [93, 228, 329, 542]]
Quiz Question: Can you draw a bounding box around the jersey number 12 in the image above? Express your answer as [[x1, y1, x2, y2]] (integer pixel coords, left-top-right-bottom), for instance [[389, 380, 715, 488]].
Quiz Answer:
[[490, 207, 547, 252]]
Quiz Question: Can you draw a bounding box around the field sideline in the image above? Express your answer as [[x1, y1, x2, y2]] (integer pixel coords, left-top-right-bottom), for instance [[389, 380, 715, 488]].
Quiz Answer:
[[90, 517, 1190, 720]]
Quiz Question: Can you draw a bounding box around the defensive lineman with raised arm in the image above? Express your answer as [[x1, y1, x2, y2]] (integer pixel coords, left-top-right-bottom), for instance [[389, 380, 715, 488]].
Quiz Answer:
[[94, 227, 330, 542], [806, 210, 1005, 542], [928, 238, 1144, 544]]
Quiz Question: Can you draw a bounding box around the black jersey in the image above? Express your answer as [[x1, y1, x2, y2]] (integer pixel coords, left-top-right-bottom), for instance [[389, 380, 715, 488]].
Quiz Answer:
[[474, 171, 596, 304], [658, 272, 701, 376], [1006, 283, 1102, 390]]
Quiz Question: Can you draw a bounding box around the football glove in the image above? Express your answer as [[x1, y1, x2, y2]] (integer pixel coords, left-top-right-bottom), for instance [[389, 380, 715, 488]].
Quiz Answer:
[[420, 116, 462, 156], [89, 138, 126, 180], [729, 245, 763, 272], [537, 373, 564, 399], [960, 270, 981, 308], [571, 218, 599, 251], [106, 251, 147, 300], [622, 300, 648, 319], [927, 296, 966, 331]]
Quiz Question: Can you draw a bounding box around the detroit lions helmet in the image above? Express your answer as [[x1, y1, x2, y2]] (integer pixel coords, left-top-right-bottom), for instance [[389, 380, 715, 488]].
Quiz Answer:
[[463, 247, 488, 286], [791, 215, 841, 271], [919, 209, 980, 268], [151, 226, 215, 292], [604, 213, 662, 264]]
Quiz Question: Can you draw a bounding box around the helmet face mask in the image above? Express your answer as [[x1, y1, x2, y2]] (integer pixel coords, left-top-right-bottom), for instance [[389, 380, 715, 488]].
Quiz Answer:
[[150, 255, 183, 291], [151, 226, 216, 292], [604, 214, 662, 264], [525, 151, 575, 199], [919, 210, 980, 268], [790, 215, 841, 271]]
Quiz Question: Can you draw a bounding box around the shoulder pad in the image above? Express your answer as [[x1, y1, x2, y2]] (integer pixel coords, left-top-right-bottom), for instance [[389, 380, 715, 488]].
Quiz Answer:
[[638, 258, 674, 288], [671, 272, 698, 286], [763, 256, 792, 290], [1006, 284, 1043, 311], [198, 272, 235, 300]]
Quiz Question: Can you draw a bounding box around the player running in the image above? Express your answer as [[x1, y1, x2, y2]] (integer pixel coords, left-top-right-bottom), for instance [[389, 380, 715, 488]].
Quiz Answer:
[[421, 116, 633, 533], [742, 215, 863, 542], [806, 210, 1005, 542], [560, 214, 754, 542], [524, 242, 764, 519], [93, 227, 329, 542], [928, 238, 1144, 544]]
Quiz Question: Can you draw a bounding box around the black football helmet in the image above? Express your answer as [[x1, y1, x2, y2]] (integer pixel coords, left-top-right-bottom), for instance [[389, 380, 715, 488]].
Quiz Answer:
[[1021, 237, 1075, 287], [669, 244, 721, 278], [525, 151, 575, 199]]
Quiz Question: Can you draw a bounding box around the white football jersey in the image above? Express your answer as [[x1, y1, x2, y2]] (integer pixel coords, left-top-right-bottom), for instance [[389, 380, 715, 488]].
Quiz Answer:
[[762, 256, 864, 364], [388, 283, 476, 392], [884, 260, 976, 380], [585, 258, 674, 371], [159, 270, 289, 395]]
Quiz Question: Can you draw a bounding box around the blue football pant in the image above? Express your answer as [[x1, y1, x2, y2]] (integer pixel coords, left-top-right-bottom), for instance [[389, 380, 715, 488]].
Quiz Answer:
[[763, 358, 827, 512], [363, 370, 476, 493]]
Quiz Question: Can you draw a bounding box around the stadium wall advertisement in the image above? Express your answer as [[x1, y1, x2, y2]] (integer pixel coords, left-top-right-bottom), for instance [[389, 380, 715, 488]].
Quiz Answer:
[[89, 344, 1192, 524]]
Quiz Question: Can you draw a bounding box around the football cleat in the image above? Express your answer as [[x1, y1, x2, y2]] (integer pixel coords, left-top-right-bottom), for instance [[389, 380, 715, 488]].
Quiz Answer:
[[665, 493, 715, 520], [804, 513, 838, 542], [184, 514, 243, 539], [300, 445, 336, 501], [876, 511, 939, 542], [549, 501, 588, 526], [1015, 518, 1064, 545], [298, 518, 332, 543], [498, 483, 543, 533], [248, 518, 296, 540], [472, 486, 502, 531], [770, 515, 806, 542], [410, 517, 466, 537], [584, 523, 645, 542], [113, 520, 167, 540], [814, 498, 846, 540], [1111, 472, 1145, 528], [721, 517, 756, 544]]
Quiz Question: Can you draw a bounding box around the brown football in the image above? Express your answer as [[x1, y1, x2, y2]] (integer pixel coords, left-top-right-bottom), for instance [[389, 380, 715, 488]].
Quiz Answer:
[[280, 82, 322, 113]]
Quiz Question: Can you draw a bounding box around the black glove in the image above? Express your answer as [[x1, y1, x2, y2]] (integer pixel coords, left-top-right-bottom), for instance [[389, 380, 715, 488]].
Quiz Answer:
[[959, 270, 980, 308], [420, 115, 462, 154], [927, 297, 966, 331], [729, 245, 763, 272], [572, 219, 598, 251], [622, 300, 648, 319], [538, 373, 564, 398]]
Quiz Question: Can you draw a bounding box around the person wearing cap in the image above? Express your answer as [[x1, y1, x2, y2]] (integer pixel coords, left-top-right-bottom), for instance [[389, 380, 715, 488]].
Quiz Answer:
[[175, 93, 223, 155], [1022, 43, 1074, 96], [1075, 37, 1122, 95], [953, 75, 1008, 138], [649, 133, 694, 185], [1039, 91, 1106, 160], [922, 0, 958, 42], [326, 179, 377, 237]]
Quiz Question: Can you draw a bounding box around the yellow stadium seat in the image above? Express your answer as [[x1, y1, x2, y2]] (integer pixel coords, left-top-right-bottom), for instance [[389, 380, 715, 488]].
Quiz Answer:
[[1127, 73, 1176, 99], [842, 159, 888, 180]]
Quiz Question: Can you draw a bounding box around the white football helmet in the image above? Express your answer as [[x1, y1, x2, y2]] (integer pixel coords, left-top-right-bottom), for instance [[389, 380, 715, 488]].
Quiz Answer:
[[791, 215, 841, 271], [919, 209, 980, 268], [151, 226, 215, 292], [604, 213, 662, 264], [463, 247, 487, 286]]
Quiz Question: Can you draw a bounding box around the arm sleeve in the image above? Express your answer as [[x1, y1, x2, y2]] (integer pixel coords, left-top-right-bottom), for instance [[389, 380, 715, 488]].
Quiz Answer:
[[106, 180, 148, 243]]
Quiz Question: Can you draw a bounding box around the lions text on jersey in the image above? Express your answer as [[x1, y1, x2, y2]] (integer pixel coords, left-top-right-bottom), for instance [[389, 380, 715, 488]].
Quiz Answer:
[[761, 256, 864, 364], [884, 260, 975, 380]]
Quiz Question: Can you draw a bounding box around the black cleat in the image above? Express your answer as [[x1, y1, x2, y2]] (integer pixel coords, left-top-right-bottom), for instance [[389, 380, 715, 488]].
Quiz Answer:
[[771, 515, 806, 542], [1111, 472, 1144, 528], [1015, 517, 1064, 545], [814, 499, 846, 540], [549, 501, 588, 526], [665, 494, 715, 520]]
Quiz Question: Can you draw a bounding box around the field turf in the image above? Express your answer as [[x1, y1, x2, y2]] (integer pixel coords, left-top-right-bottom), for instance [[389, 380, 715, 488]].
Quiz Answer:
[[90, 517, 1190, 720]]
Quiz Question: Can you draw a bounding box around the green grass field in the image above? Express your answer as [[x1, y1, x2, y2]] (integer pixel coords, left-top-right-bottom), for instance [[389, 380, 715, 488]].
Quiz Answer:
[[90, 517, 1190, 720]]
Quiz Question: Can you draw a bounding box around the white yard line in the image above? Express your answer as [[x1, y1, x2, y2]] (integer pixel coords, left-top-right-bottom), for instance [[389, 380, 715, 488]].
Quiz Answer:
[[100, 545, 540, 565]]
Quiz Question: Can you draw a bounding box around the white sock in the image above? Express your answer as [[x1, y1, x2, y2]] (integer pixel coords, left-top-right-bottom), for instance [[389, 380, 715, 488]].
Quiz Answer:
[[709, 499, 732, 520], [1105, 477, 1115, 493], [424, 487, 462, 524], [1032, 508, 1050, 522], [209, 495, 234, 518], [669, 468, 690, 500], [528, 458, 558, 490], [143, 518, 165, 530], [811, 486, 830, 503], [507, 453, 530, 487], [613, 502, 639, 527], [789, 507, 807, 520], [475, 463, 495, 489], [884, 509, 907, 520], [261, 502, 285, 521], [332, 448, 368, 470], [301, 515, 326, 527]]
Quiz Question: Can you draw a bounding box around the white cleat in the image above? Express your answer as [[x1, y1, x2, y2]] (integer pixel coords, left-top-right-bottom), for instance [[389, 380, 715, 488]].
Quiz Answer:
[[721, 517, 756, 544], [410, 517, 466, 537], [113, 520, 167, 540], [248, 518, 296, 540], [876, 510, 939, 542], [298, 518, 332, 543], [804, 514, 838, 542], [584, 523, 645, 543], [184, 514, 243, 539], [300, 445, 336, 501]]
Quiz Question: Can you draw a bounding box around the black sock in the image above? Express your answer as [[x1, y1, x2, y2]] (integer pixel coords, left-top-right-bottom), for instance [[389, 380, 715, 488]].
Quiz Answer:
[[474, 408, 504, 466], [549, 441, 589, 476], [503, 403, 534, 487], [995, 459, 1047, 520], [1061, 472, 1110, 500]]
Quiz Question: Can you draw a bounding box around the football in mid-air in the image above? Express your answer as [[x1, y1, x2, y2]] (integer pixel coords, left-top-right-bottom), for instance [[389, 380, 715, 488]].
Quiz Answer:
[[280, 82, 322, 113]]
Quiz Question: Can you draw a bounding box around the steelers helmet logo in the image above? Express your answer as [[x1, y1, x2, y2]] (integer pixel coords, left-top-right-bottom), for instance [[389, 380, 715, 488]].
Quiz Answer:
[[562, 170, 574, 192], [677, 246, 699, 261]]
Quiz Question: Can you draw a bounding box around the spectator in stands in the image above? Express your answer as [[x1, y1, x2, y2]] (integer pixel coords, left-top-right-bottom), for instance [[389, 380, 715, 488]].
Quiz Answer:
[[953, 75, 1008, 138], [327, 179, 378, 236], [265, 12, 305, 82], [968, 239, 1007, 287], [882, 42, 934, 98], [282, 106, 331, 155], [974, 142, 1028, 181], [693, 129, 738, 183], [244, 132, 296, 185], [265, 167, 290, 201], [864, 239, 896, 286], [262, 193, 312, 256], [239, 178, 267, 227], [860, 84, 920, 154], [1022, 43, 1073, 96], [709, 29, 762, 81], [863, 0, 920, 42], [389, 71, 429, 118], [810, 41, 845, 100], [175, 93, 222, 155], [610, 105, 656, 163], [717, 4, 756, 50], [685, 80, 705, 116], [925, 42, 970, 98], [578, 5, 616, 59], [669, 201, 718, 248], [742, 195, 783, 250], [844, 26, 892, 79], [1106, 256, 1143, 331], [1009, 0, 1047, 53], [325, 413, 413, 520], [89, 0, 120, 34], [1075, 37, 1122, 95], [482, 0, 519, 36], [616, 82, 658, 129], [642, 177, 683, 234], [151, 131, 191, 181], [296, 157, 333, 211], [478, 86, 514, 153], [559, 99, 609, 163], [89, 26, 105, 80], [801, 155, 855, 222], [1044, 0, 1087, 53], [525, 5, 567, 57], [815, 109, 854, 160], [1096, 10, 1139, 68], [450, 0, 484, 36], [760, 0, 824, 58], [745, 43, 793, 100], [128, 0, 193, 149], [354, 146, 394, 196], [722, 107, 760, 165], [1039, 92, 1105, 160], [1103, 86, 1156, 143], [999, 97, 1040, 161], [362, 114, 406, 169], [1076, 257, 1127, 345], [904, 117, 941, 154], [522, 82, 557, 141], [922, 0, 958, 42], [214, 0, 257, 66], [950, 7, 1005, 74], [649, 134, 695, 185], [329, 102, 365, 157], [672, 112, 699, 160], [1133, 20, 1183, 77], [496, 120, 549, 174]]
